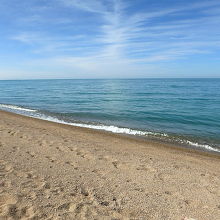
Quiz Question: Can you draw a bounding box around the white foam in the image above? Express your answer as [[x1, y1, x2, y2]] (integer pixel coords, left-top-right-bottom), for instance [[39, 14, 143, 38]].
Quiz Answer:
[[1, 105, 219, 153], [185, 140, 220, 153], [0, 104, 37, 112], [11, 111, 220, 153], [37, 114, 168, 137]]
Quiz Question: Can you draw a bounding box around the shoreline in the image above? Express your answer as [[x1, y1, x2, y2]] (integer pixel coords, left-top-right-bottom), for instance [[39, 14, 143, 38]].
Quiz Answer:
[[1, 109, 220, 158], [0, 109, 220, 219], [1, 102, 220, 154]]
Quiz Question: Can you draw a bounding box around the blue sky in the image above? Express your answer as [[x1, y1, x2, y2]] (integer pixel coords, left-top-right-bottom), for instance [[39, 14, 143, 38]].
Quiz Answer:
[[0, 0, 220, 79]]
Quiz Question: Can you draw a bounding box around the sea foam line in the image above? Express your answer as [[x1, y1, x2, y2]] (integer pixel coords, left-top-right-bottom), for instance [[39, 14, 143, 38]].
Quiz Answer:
[[1, 103, 219, 153], [185, 140, 220, 153], [0, 104, 37, 112], [38, 114, 168, 137], [36, 114, 220, 153]]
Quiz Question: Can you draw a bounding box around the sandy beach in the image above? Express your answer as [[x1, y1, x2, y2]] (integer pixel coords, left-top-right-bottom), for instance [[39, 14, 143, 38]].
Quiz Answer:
[[0, 110, 219, 220]]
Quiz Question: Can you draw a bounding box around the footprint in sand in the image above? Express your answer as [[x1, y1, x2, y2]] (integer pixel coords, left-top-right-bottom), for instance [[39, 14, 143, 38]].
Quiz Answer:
[[99, 156, 121, 169], [79, 187, 90, 197], [42, 182, 69, 199], [57, 202, 76, 212], [7, 130, 16, 136], [76, 149, 94, 160], [12, 146, 20, 153], [25, 191, 38, 201], [64, 161, 77, 168], [19, 134, 28, 139], [15, 170, 46, 191], [57, 200, 127, 220], [0, 194, 17, 217], [136, 164, 156, 173], [112, 161, 119, 169], [0, 194, 17, 207], [26, 151, 36, 158], [0, 160, 13, 177], [56, 146, 66, 153], [15, 170, 32, 178], [0, 180, 12, 193], [56, 202, 92, 219], [39, 140, 54, 147], [0, 194, 38, 219], [67, 146, 78, 152], [21, 178, 44, 190], [45, 156, 56, 163], [76, 150, 85, 158]]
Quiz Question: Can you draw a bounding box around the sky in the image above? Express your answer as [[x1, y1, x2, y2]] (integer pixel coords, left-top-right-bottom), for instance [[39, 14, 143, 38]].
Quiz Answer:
[[0, 0, 220, 79]]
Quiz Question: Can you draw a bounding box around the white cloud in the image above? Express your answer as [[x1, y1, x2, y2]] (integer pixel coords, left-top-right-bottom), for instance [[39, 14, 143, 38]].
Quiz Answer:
[[6, 0, 220, 78], [60, 0, 107, 14]]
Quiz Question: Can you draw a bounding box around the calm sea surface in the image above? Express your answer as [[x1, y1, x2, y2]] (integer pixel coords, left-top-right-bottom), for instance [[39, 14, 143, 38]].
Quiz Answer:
[[0, 79, 220, 153]]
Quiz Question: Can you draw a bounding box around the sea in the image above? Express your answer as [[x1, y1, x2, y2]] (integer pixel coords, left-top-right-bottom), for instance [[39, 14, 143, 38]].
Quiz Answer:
[[0, 78, 219, 153]]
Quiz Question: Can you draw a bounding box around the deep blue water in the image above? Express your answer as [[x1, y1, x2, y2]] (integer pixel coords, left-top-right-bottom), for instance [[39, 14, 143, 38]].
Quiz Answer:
[[0, 79, 220, 153]]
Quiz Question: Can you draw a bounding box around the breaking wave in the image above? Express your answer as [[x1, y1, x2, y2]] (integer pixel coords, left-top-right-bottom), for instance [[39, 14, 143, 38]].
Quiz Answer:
[[1, 103, 220, 154]]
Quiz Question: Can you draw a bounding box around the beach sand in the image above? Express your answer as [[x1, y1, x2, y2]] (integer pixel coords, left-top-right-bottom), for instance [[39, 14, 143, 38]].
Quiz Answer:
[[0, 110, 219, 220]]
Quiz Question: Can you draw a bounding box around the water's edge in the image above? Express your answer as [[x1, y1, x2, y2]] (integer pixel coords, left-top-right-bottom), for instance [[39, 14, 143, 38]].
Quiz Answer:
[[1, 103, 220, 154]]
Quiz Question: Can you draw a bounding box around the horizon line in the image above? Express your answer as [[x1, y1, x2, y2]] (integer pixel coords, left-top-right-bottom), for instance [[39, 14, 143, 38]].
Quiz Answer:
[[1, 77, 220, 81]]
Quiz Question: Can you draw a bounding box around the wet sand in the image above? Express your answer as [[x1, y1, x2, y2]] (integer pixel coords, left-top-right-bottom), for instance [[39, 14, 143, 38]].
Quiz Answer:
[[0, 110, 219, 219]]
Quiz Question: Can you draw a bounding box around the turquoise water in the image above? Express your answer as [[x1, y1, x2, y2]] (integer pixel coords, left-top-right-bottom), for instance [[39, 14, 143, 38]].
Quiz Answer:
[[0, 79, 219, 153]]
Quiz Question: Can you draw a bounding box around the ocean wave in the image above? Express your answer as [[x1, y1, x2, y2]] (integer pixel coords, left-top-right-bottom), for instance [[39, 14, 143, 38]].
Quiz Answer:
[[185, 140, 220, 153], [0, 104, 219, 153], [38, 114, 168, 137], [0, 104, 37, 112], [34, 114, 220, 153]]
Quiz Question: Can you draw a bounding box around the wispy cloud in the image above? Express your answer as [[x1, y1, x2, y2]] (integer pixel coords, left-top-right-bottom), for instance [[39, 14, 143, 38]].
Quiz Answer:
[[2, 0, 220, 78], [60, 0, 108, 14], [52, 0, 220, 62]]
